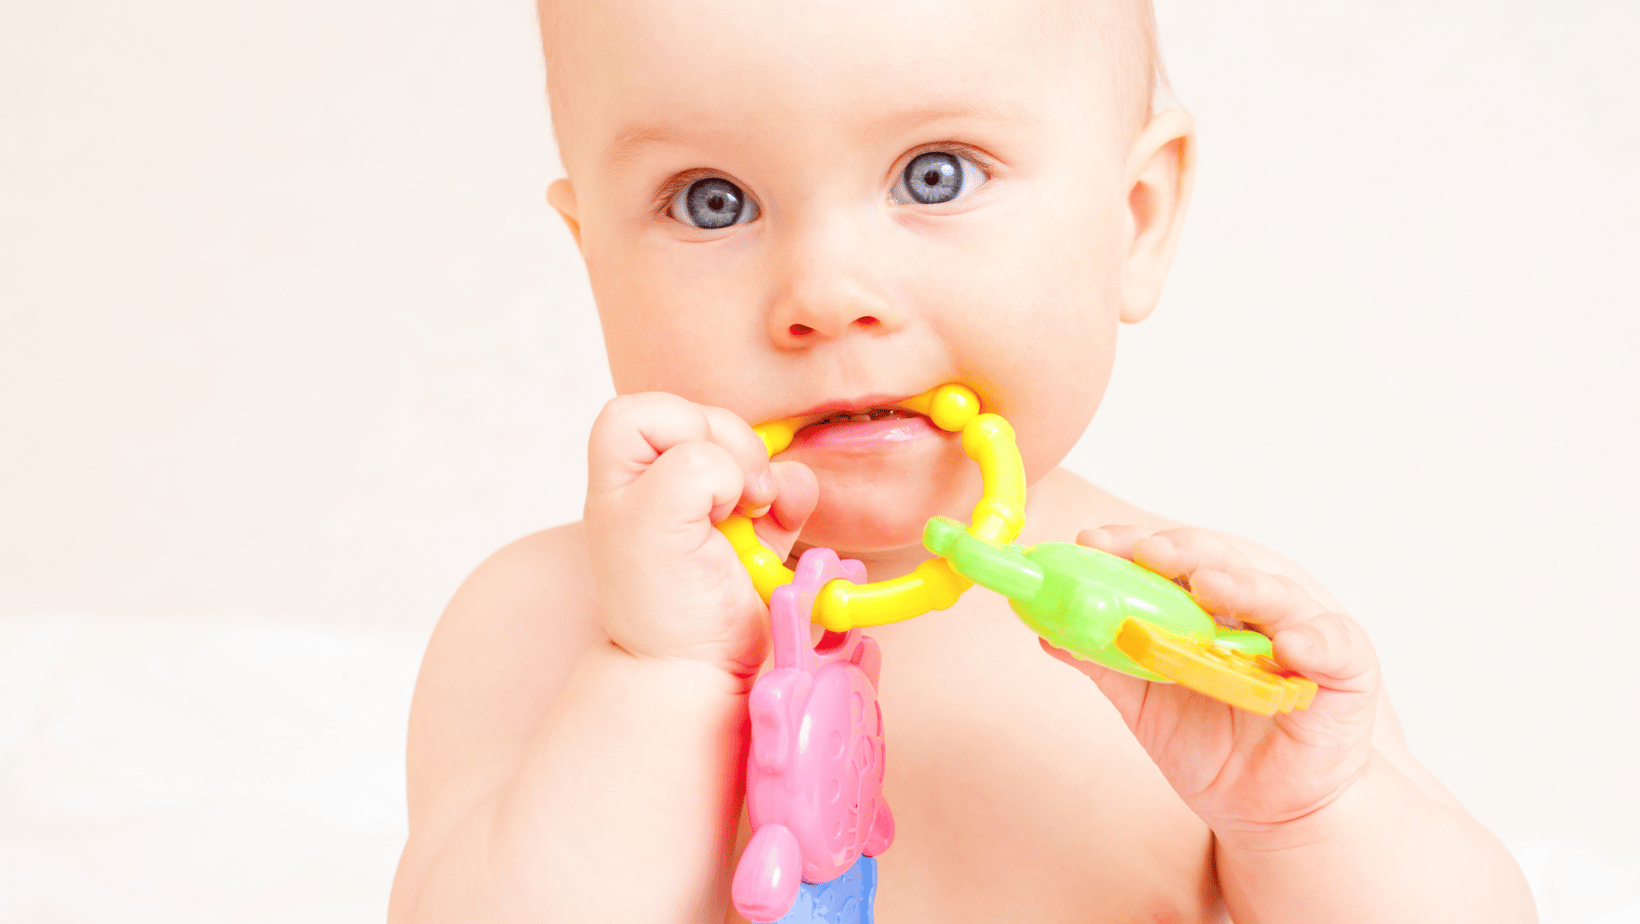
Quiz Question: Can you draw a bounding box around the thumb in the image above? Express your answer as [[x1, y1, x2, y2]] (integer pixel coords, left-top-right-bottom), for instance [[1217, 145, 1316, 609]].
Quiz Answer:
[[752, 460, 818, 561], [1272, 611, 1379, 697]]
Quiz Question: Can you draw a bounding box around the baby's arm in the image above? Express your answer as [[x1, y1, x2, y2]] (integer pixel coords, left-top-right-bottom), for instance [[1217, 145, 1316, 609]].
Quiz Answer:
[[1056, 527, 1536, 923], [388, 394, 816, 923]]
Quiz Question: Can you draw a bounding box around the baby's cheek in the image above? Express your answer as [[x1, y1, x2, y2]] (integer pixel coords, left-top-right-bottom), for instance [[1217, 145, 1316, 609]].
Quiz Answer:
[[985, 317, 1116, 480], [959, 218, 1122, 412], [1020, 384, 1107, 482], [592, 272, 745, 396]]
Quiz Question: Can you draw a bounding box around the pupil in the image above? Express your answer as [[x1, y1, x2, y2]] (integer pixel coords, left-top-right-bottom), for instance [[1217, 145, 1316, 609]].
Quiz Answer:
[[708, 194, 725, 211], [923, 169, 941, 185]]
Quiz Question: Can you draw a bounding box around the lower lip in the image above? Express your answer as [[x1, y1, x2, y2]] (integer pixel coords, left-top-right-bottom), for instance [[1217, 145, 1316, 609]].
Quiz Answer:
[[792, 414, 939, 451]]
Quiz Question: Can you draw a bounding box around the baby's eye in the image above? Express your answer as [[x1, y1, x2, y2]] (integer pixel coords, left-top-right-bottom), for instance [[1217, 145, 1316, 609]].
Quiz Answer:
[[668, 177, 760, 229], [891, 150, 987, 206]]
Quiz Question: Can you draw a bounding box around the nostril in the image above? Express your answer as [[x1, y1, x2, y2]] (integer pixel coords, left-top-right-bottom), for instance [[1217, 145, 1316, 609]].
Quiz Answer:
[[789, 323, 814, 337], [856, 316, 879, 328]]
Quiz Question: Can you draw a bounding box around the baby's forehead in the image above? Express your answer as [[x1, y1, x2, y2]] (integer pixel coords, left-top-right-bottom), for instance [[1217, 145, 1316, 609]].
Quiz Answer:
[[540, 0, 1155, 169]]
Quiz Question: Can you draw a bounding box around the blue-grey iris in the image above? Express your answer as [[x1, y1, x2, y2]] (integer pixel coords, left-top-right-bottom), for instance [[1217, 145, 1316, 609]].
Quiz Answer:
[[684, 178, 746, 229], [903, 152, 962, 204]]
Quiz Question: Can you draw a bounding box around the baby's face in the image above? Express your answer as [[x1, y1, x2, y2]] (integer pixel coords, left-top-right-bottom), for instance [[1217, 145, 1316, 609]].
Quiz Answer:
[[549, 0, 1177, 553]]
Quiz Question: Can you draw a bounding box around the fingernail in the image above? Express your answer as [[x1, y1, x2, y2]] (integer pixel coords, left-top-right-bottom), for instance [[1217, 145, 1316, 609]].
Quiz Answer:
[[744, 504, 772, 519], [756, 470, 775, 496]]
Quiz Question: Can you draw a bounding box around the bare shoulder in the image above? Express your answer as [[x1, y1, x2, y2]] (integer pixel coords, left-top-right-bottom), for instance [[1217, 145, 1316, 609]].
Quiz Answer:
[[403, 522, 604, 830]]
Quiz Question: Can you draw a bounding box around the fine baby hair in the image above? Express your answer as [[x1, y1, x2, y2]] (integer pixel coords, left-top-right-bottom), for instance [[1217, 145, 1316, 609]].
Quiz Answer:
[[721, 383, 1317, 923]]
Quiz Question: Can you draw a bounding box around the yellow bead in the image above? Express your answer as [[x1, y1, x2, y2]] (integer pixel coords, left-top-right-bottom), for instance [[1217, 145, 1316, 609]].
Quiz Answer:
[[928, 383, 979, 432]]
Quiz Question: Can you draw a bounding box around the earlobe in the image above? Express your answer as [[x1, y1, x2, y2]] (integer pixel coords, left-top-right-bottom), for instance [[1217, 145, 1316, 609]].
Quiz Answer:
[[547, 178, 584, 252], [1119, 109, 1197, 325]]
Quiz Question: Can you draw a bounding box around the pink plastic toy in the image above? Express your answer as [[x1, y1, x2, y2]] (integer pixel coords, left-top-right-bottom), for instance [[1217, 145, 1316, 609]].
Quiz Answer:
[[731, 548, 895, 923]]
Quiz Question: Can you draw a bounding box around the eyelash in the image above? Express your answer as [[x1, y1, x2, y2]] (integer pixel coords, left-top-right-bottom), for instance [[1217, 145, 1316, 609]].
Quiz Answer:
[[894, 142, 997, 187], [652, 142, 998, 223], [652, 168, 730, 220]]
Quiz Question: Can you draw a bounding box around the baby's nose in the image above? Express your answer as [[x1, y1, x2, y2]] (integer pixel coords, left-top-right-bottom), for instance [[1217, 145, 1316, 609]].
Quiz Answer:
[[765, 209, 908, 346], [786, 315, 879, 339], [767, 272, 902, 346]]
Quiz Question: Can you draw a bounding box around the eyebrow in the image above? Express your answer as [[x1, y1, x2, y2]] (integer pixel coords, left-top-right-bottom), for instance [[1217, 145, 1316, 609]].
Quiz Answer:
[[603, 125, 685, 169], [600, 98, 1041, 169], [877, 99, 1044, 134]]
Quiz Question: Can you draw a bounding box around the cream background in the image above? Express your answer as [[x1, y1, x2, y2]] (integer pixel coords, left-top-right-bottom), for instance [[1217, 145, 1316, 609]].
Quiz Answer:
[[2, 0, 1637, 919]]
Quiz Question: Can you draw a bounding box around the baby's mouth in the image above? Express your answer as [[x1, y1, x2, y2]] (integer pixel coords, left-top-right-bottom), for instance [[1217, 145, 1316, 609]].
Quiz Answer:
[[787, 402, 938, 451], [802, 406, 921, 429]]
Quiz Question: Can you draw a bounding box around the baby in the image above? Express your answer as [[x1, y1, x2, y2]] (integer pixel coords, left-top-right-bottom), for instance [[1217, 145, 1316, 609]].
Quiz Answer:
[[388, 0, 1536, 921]]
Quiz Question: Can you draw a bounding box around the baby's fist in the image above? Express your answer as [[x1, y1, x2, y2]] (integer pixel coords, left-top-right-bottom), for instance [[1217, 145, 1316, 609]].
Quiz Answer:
[[584, 393, 817, 678]]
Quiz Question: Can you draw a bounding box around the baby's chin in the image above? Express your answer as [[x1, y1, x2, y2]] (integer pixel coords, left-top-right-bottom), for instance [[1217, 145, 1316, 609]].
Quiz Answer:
[[784, 427, 985, 565], [792, 480, 983, 574], [796, 504, 930, 559]]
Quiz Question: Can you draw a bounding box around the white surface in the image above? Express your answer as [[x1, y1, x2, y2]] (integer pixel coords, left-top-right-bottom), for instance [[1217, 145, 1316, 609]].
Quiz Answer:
[[2, 0, 1637, 918], [0, 614, 419, 923]]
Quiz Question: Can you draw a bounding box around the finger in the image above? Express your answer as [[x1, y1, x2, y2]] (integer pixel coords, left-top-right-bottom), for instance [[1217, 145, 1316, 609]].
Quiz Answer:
[[1271, 611, 1379, 695], [1039, 638, 1151, 717], [753, 461, 819, 560], [1131, 528, 1252, 584], [588, 393, 716, 494], [699, 405, 777, 514], [1187, 567, 1326, 636], [1075, 524, 1152, 561], [622, 439, 747, 533], [587, 394, 776, 514]]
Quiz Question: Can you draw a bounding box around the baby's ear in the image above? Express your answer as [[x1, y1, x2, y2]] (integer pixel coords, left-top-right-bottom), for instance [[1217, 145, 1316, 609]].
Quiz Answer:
[[547, 178, 584, 252], [1119, 109, 1197, 324]]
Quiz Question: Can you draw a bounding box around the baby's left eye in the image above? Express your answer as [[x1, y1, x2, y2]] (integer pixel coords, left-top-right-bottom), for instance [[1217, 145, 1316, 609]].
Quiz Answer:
[[891, 150, 988, 205]]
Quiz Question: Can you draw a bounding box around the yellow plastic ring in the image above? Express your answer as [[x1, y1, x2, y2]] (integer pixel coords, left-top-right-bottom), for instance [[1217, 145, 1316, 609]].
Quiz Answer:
[[716, 383, 1026, 630]]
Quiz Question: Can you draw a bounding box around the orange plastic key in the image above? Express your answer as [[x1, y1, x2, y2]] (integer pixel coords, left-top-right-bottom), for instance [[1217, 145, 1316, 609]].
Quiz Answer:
[[1115, 619, 1318, 716]]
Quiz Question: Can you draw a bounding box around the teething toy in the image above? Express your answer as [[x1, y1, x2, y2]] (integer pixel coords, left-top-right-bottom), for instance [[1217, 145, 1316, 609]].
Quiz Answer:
[[775, 855, 878, 924], [731, 548, 892, 922], [922, 517, 1316, 715], [722, 381, 1318, 922], [717, 383, 1026, 631]]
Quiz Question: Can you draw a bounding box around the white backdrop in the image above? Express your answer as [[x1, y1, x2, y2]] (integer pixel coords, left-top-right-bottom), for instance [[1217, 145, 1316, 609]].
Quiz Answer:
[[2, 0, 1637, 920]]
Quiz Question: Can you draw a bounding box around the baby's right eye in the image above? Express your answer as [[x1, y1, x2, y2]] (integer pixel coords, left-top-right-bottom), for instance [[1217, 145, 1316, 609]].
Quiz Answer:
[[668, 177, 760, 230]]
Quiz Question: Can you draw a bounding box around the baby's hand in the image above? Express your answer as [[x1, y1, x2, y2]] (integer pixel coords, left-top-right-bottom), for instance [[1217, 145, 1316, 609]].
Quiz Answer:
[[1047, 527, 1379, 840], [584, 393, 818, 680]]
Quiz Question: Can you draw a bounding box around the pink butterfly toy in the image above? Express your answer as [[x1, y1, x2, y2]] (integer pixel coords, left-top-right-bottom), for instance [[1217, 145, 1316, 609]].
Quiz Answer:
[[731, 547, 894, 923]]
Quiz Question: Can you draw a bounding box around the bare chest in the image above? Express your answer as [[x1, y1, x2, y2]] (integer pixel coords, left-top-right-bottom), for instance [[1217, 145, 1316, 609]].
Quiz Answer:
[[734, 593, 1224, 923]]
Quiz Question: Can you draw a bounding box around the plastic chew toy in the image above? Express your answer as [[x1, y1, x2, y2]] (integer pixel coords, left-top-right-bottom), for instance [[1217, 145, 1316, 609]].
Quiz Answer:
[[720, 383, 1316, 921], [730, 548, 892, 923], [773, 854, 878, 924], [717, 383, 1027, 632], [922, 518, 1317, 716], [725, 384, 1021, 923]]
